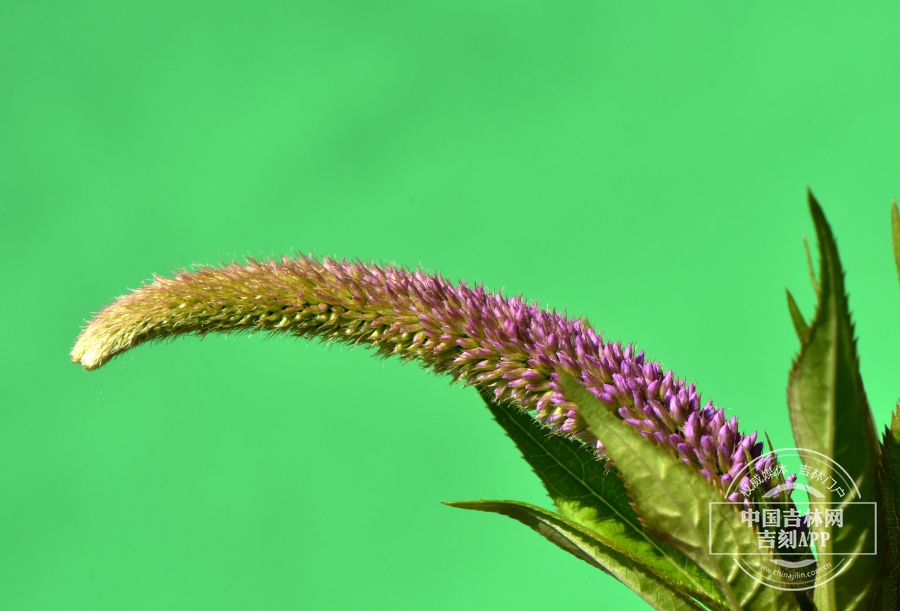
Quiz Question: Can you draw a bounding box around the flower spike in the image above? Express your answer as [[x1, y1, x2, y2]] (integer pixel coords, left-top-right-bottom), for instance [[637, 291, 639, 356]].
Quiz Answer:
[[72, 254, 784, 500]]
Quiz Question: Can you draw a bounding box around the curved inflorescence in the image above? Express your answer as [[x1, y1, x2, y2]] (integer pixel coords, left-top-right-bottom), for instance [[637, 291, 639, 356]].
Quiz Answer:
[[72, 254, 792, 502]]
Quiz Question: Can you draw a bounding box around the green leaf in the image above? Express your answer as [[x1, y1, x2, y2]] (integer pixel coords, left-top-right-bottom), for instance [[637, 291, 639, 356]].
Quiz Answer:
[[878, 407, 900, 610], [478, 390, 730, 610], [445, 500, 707, 611], [804, 236, 821, 298], [892, 200, 900, 287], [786, 190, 884, 611], [786, 289, 810, 342], [558, 372, 801, 611]]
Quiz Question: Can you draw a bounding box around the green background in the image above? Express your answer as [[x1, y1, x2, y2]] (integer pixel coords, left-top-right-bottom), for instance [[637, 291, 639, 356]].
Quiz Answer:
[[3, 2, 899, 609]]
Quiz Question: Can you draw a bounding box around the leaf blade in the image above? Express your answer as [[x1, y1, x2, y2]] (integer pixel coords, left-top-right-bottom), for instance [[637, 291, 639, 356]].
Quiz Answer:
[[878, 407, 900, 610], [786, 289, 810, 342], [891, 199, 900, 287], [787, 191, 883, 611], [446, 500, 707, 611], [479, 390, 730, 610], [558, 372, 801, 611]]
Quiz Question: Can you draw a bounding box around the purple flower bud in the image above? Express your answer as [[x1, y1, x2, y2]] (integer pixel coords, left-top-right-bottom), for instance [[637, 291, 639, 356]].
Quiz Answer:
[[700, 435, 717, 461], [624, 418, 646, 429], [684, 413, 701, 447], [669, 395, 685, 423], [597, 393, 615, 405]]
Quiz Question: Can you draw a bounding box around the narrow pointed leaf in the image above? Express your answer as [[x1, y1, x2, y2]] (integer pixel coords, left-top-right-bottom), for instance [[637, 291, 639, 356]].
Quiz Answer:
[[804, 236, 821, 298], [878, 407, 900, 610], [559, 371, 801, 611], [787, 191, 883, 611], [479, 390, 729, 610], [892, 200, 900, 286], [445, 500, 707, 611], [786, 289, 809, 342]]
